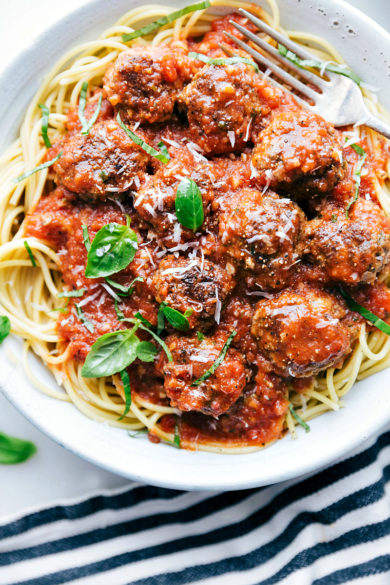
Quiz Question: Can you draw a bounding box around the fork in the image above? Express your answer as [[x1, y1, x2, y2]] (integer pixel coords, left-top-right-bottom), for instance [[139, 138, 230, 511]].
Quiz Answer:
[[225, 8, 390, 139]]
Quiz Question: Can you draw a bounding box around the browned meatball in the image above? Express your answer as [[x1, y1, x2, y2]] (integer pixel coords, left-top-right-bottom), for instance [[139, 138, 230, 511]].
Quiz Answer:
[[103, 43, 195, 124], [159, 333, 249, 416], [52, 119, 149, 200], [305, 198, 390, 285], [218, 189, 305, 290], [151, 255, 236, 330], [251, 283, 357, 377], [178, 63, 281, 155], [252, 110, 345, 196]]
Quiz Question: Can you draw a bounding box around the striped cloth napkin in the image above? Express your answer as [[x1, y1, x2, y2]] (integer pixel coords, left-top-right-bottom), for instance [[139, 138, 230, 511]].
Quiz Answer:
[[0, 426, 389, 585]]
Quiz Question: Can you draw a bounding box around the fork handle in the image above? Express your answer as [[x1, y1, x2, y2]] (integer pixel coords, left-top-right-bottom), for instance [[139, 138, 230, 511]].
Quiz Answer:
[[364, 113, 390, 140]]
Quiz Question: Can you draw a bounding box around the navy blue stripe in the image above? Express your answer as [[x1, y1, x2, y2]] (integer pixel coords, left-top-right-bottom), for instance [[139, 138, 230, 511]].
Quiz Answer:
[[313, 554, 390, 585], [8, 457, 390, 584], [2, 430, 389, 570], [0, 485, 184, 540]]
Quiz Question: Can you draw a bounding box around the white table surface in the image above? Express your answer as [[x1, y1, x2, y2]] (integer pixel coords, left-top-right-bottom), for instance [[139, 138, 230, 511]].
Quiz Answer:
[[0, 0, 389, 520]]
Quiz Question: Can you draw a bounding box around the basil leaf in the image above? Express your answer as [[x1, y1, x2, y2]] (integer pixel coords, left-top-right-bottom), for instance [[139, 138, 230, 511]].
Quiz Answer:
[[0, 431, 36, 464], [289, 404, 310, 432], [15, 151, 62, 183], [106, 276, 143, 295], [82, 328, 140, 378], [39, 104, 52, 148], [163, 305, 191, 331], [157, 303, 166, 335], [134, 311, 154, 329], [338, 286, 390, 336], [345, 146, 367, 217], [24, 241, 36, 267], [122, 0, 210, 42], [191, 330, 236, 386], [118, 369, 131, 420], [78, 82, 103, 135], [114, 298, 125, 321], [82, 225, 91, 252], [278, 44, 362, 85], [75, 304, 94, 333], [138, 323, 173, 362], [175, 179, 204, 231], [157, 141, 170, 161], [58, 288, 86, 298], [136, 341, 158, 362], [0, 316, 11, 344], [196, 331, 205, 341], [85, 222, 138, 278], [173, 419, 181, 448], [117, 114, 169, 163], [189, 52, 259, 73]]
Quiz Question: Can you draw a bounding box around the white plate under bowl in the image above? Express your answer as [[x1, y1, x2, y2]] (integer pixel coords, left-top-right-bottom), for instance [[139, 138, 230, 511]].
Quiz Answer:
[[1, 0, 390, 491]]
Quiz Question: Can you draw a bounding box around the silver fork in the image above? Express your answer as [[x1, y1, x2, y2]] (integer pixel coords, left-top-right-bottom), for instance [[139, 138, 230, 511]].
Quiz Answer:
[[226, 8, 390, 139]]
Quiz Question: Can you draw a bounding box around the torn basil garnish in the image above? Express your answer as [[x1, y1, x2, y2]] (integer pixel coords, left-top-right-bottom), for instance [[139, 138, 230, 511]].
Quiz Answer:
[[288, 404, 310, 432], [117, 114, 170, 163], [189, 52, 259, 73], [39, 104, 52, 148], [85, 222, 138, 278], [78, 82, 103, 135], [15, 152, 62, 183], [339, 286, 390, 336], [191, 330, 237, 386], [175, 178, 204, 231]]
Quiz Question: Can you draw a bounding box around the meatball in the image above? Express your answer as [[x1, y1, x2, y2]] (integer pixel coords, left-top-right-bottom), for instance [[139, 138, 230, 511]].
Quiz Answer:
[[251, 283, 357, 377], [52, 119, 149, 200], [103, 43, 195, 124], [218, 188, 305, 290], [160, 333, 249, 416], [178, 63, 281, 155], [151, 255, 236, 330], [252, 110, 345, 196], [305, 198, 390, 285]]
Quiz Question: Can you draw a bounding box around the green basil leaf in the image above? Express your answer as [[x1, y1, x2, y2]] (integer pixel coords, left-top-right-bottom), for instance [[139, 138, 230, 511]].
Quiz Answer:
[[82, 328, 140, 378], [136, 341, 158, 362], [39, 104, 52, 148], [196, 331, 205, 341], [75, 304, 94, 333], [114, 298, 125, 321], [188, 52, 259, 73], [157, 141, 170, 161], [24, 241, 37, 267], [278, 44, 362, 85], [15, 151, 62, 183], [58, 288, 86, 298], [118, 369, 131, 420], [122, 0, 210, 42], [191, 330, 236, 386], [345, 146, 367, 217], [134, 311, 154, 329], [175, 178, 204, 231], [338, 286, 390, 336], [173, 419, 181, 448], [0, 316, 11, 344], [117, 114, 169, 163], [82, 225, 91, 252], [85, 222, 138, 278], [163, 305, 191, 331], [157, 303, 166, 335], [106, 276, 143, 295], [0, 431, 37, 464], [138, 323, 173, 362], [78, 82, 103, 135], [289, 404, 310, 432]]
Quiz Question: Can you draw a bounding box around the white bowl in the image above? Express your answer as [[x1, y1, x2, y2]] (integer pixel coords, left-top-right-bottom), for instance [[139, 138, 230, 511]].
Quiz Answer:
[[1, 0, 390, 491]]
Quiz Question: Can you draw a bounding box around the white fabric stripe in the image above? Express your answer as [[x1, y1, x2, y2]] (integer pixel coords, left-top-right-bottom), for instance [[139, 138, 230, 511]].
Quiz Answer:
[[26, 445, 390, 585], [0, 490, 215, 551], [347, 570, 390, 585]]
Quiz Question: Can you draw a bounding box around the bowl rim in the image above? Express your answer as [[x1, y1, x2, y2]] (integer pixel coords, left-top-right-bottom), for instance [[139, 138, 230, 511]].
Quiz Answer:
[[1, 0, 390, 491]]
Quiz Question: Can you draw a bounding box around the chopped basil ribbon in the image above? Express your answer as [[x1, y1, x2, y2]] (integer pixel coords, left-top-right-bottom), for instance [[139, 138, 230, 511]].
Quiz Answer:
[[114, 298, 125, 321], [121, 0, 210, 42], [288, 404, 310, 433], [173, 419, 181, 448], [278, 44, 362, 85], [160, 303, 193, 331], [82, 225, 91, 252], [134, 311, 154, 329], [0, 431, 37, 464], [106, 276, 143, 296], [23, 241, 37, 267], [136, 341, 158, 362], [0, 316, 11, 344], [118, 369, 131, 420], [138, 323, 173, 362], [191, 330, 237, 386], [15, 151, 62, 183], [78, 82, 103, 135], [58, 288, 86, 298], [117, 114, 170, 163], [157, 141, 170, 161], [196, 331, 205, 341], [82, 324, 141, 378], [188, 52, 259, 73], [345, 143, 367, 218], [338, 287, 390, 336], [85, 222, 138, 278], [175, 178, 204, 231], [157, 304, 166, 335], [38, 104, 52, 148], [75, 304, 94, 333]]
